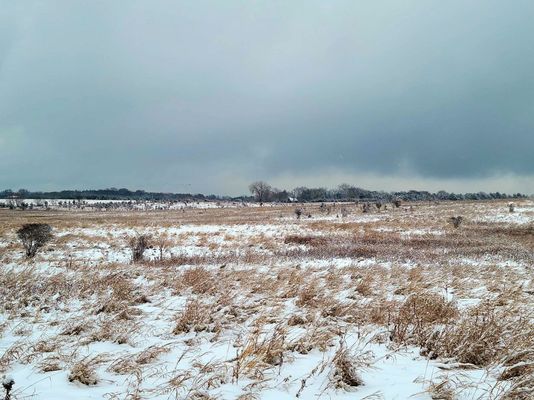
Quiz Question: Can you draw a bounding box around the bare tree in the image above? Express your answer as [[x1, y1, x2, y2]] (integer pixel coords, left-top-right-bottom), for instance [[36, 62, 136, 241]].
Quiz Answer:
[[129, 234, 151, 263], [249, 181, 272, 204], [17, 223, 53, 258]]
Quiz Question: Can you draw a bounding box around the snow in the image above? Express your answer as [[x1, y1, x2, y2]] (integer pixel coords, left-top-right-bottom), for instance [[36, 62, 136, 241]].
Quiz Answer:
[[1, 199, 532, 399]]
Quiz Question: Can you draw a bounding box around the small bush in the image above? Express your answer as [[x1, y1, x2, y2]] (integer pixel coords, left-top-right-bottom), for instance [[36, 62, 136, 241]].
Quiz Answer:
[[17, 223, 53, 258], [449, 216, 463, 228], [129, 234, 151, 263]]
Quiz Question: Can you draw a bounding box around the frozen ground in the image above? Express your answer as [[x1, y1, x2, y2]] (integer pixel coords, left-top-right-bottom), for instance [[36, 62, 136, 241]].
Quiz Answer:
[[0, 199, 533, 399]]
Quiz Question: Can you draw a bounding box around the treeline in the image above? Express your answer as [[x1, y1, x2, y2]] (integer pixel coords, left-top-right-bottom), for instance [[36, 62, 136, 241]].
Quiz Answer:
[[0, 188, 237, 201], [249, 181, 527, 203], [1, 184, 527, 203]]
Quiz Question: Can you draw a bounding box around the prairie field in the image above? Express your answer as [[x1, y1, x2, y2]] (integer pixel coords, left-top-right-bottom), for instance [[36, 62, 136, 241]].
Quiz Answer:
[[0, 200, 533, 399]]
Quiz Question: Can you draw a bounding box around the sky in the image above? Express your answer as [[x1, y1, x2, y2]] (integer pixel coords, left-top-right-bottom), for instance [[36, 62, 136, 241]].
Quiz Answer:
[[1, 1, 534, 196]]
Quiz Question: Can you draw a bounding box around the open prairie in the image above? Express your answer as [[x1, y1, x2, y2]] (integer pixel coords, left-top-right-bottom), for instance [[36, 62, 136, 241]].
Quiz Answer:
[[0, 200, 533, 399]]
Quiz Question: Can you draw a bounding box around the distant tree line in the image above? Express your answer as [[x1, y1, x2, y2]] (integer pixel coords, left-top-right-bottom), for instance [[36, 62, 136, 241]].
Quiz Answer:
[[0, 184, 527, 205], [0, 188, 244, 202], [248, 181, 527, 203]]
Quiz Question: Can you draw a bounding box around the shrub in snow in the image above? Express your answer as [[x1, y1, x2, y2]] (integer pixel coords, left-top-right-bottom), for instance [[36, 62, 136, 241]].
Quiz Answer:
[[154, 233, 171, 261], [294, 208, 303, 219], [509, 202, 515, 213], [449, 216, 463, 228], [17, 223, 53, 258], [129, 234, 151, 263]]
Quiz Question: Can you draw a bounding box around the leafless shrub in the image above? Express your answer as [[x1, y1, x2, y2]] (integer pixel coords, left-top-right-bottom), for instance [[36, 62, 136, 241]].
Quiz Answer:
[[449, 216, 463, 228], [154, 233, 172, 261], [17, 223, 53, 258], [294, 208, 303, 219], [508, 202, 515, 213], [129, 234, 151, 263]]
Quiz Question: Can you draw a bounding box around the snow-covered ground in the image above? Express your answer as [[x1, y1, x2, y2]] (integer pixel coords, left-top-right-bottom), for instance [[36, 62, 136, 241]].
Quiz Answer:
[[0, 199, 532, 399]]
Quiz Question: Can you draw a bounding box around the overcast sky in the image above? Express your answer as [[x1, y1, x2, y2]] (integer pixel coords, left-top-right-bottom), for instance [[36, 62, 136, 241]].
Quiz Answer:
[[1, 1, 534, 195]]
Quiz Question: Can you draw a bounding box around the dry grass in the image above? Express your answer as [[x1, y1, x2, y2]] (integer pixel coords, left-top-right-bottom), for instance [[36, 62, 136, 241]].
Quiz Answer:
[[68, 355, 107, 385], [331, 345, 366, 390], [173, 299, 218, 334], [0, 199, 533, 398]]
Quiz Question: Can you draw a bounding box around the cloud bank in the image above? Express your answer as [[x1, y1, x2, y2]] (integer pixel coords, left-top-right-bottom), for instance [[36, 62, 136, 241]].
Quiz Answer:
[[1, 1, 534, 195]]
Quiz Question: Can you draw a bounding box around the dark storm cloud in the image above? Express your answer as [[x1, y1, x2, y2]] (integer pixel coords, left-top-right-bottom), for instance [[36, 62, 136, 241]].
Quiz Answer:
[[1, 1, 534, 194]]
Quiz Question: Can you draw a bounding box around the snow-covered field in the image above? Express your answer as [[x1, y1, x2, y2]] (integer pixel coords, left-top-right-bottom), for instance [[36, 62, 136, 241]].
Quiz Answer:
[[0, 198, 262, 212], [0, 200, 533, 399]]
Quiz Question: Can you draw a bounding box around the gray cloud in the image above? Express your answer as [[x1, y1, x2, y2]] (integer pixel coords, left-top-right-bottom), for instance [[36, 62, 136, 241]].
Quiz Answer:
[[1, 1, 534, 195]]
